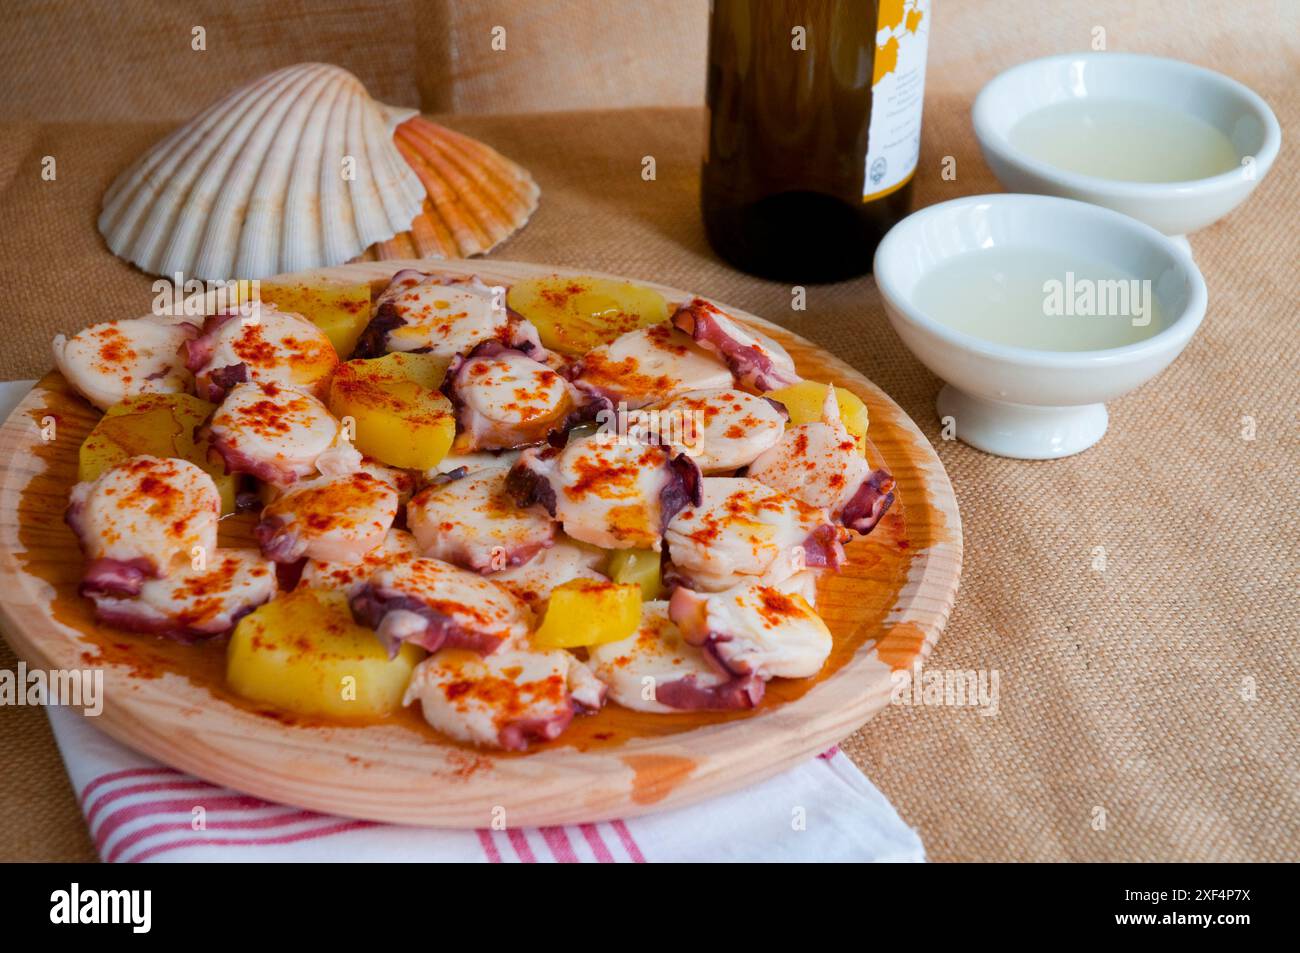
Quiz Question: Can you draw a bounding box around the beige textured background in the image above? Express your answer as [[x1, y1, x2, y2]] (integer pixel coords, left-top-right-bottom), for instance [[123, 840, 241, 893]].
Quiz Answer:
[[0, 0, 1297, 861]]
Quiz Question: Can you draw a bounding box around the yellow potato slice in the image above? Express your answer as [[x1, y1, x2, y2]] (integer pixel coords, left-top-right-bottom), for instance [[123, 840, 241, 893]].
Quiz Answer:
[[507, 275, 670, 356], [78, 393, 238, 514], [532, 579, 643, 649], [328, 352, 454, 470], [260, 278, 373, 359], [227, 588, 421, 720]]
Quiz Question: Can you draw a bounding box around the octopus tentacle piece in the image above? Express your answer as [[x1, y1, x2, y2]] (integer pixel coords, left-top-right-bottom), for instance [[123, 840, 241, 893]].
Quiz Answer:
[[204, 381, 345, 488], [664, 476, 844, 592], [507, 431, 702, 550], [354, 271, 547, 361], [407, 466, 555, 573], [748, 386, 895, 535], [402, 644, 605, 751], [668, 579, 832, 681], [255, 471, 399, 564], [443, 341, 586, 451], [66, 455, 221, 597], [53, 316, 196, 410], [350, 557, 532, 658], [671, 298, 800, 393], [184, 305, 336, 402], [87, 549, 276, 643], [587, 601, 764, 713]]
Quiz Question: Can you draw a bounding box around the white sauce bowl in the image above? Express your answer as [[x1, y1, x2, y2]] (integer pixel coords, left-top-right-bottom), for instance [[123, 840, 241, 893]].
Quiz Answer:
[[972, 53, 1281, 246], [874, 194, 1207, 459]]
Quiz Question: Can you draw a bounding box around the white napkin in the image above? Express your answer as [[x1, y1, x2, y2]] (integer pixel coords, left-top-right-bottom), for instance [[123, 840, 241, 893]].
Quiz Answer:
[[4, 379, 923, 862]]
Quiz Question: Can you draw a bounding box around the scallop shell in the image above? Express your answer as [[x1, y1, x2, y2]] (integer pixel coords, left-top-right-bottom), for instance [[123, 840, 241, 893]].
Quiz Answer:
[[358, 115, 540, 261], [99, 63, 427, 281]]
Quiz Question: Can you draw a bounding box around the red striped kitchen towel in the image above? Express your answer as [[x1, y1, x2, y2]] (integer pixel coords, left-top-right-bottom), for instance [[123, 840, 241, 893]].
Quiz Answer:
[[46, 706, 924, 862], [1, 380, 923, 862]]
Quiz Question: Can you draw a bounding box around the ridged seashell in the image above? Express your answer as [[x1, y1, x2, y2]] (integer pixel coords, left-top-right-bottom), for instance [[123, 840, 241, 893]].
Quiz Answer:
[[358, 115, 540, 261], [99, 63, 427, 281]]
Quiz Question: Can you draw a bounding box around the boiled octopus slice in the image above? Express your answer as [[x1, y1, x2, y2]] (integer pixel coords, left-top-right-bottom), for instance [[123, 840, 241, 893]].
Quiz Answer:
[[53, 316, 196, 410], [299, 528, 421, 598], [407, 466, 556, 573], [668, 578, 833, 680], [586, 600, 764, 712], [443, 341, 585, 451], [350, 557, 532, 658], [490, 539, 608, 610], [671, 297, 800, 392], [87, 549, 276, 643], [747, 387, 896, 535], [506, 430, 701, 550], [663, 476, 844, 592], [570, 322, 733, 409], [402, 641, 605, 751], [632, 388, 787, 473], [183, 304, 337, 402], [66, 455, 220, 597], [354, 270, 545, 360], [205, 381, 346, 487], [255, 470, 400, 564]]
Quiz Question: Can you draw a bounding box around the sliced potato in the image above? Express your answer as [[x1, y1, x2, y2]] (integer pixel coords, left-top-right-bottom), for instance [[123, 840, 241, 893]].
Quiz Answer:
[[260, 278, 373, 360], [227, 588, 421, 719], [328, 352, 455, 470], [78, 393, 238, 514], [766, 380, 870, 455], [606, 548, 663, 601], [532, 579, 642, 649], [507, 275, 670, 356]]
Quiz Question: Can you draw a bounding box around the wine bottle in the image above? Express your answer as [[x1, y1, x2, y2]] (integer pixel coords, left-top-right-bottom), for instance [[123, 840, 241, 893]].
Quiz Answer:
[[701, 0, 931, 282]]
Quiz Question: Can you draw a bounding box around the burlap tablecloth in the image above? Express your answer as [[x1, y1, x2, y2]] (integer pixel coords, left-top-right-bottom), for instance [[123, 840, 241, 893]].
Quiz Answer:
[[0, 0, 1296, 861]]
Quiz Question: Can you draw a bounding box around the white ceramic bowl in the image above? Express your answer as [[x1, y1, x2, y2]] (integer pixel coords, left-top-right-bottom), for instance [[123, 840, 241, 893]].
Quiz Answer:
[[972, 53, 1281, 248], [873, 194, 1208, 459]]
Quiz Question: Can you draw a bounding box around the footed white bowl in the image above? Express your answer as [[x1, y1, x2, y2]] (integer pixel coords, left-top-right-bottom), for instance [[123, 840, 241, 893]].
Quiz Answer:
[[972, 53, 1281, 249], [873, 194, 1208, 459]]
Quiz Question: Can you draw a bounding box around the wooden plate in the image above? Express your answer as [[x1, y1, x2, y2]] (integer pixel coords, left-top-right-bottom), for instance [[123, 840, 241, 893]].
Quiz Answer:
[[0, 259, 961, 826]]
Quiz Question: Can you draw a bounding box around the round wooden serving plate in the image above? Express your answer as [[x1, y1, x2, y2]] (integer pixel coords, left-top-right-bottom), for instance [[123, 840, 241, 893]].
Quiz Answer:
[[0, 259, 961, 827]]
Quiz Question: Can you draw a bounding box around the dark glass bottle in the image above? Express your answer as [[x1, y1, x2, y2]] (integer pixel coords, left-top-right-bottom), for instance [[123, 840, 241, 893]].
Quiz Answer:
[[702, 0, 931, 282]]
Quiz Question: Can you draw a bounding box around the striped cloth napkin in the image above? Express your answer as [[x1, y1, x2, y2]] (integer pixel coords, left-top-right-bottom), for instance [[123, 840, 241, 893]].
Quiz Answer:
[[5, 380, 923, 862], [47, 707, 924, 862]]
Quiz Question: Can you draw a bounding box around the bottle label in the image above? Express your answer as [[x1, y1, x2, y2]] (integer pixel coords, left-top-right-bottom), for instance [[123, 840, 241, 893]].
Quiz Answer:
[[863, 0, 930, 202]]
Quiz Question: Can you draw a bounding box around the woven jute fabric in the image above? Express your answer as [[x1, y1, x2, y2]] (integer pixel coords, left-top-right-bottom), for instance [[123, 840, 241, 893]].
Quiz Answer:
[[0, 1, 1296, 862]]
